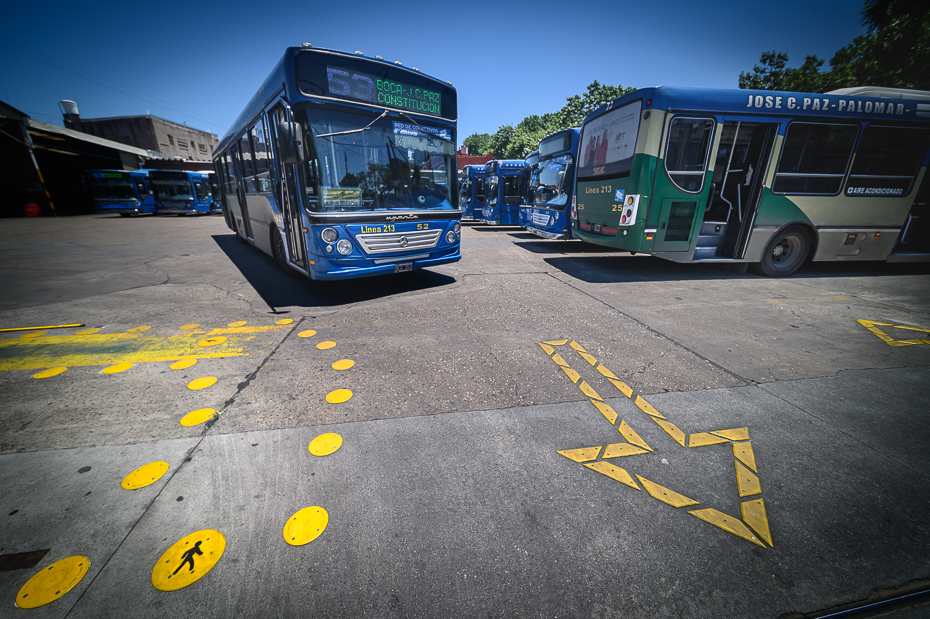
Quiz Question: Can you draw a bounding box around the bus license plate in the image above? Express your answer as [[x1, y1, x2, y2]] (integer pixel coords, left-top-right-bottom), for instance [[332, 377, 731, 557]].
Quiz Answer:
[[592, 223, 602, 232], [395, 262, 413, 273]]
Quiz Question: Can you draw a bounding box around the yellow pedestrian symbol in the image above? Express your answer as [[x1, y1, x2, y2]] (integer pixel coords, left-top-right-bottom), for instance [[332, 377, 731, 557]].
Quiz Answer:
[[152, 530, 225, 591]]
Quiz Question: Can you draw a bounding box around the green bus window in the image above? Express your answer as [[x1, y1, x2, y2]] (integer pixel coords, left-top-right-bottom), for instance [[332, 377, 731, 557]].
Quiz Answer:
[[773, 123, 858, 195], [664, 118, 715, 193], [845, 126, 930, 198]]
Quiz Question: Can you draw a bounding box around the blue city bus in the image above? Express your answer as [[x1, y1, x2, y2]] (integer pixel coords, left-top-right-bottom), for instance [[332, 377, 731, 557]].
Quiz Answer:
[[151, 170, 217, 215], [518, 150, 539, 228], [480, 159, 527, 225], [88, 169, 156, 216], [213, 45, 461, 280], [523, 129, 580, 239], [571, 86, 930, 275], [458, 164, 486, 220]]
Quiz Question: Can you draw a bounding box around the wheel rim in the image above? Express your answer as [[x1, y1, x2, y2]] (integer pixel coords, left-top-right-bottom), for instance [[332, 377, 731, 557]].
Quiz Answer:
[[771, 236, 801, 266]]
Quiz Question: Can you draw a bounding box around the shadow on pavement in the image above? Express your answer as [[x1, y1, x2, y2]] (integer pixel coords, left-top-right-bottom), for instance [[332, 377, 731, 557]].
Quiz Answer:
[[212, 234, 458, 310]]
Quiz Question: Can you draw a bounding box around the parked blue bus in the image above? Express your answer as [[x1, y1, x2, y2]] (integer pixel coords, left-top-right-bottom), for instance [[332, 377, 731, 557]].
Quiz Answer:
[[523, 129, 580, 239], [459, 164, 486, 220], [151, 170, 217, 215], [519, 150, 540, 228], [88, 169, 156, 216], [213, 45, 461, 280], [480, 160, 527, 225]]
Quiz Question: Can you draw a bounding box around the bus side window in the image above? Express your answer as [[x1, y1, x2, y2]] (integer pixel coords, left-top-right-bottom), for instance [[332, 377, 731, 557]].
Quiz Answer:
[[194, 181, 206, 201], [664, 118, 715, 193], [239, 133, 256, 194]]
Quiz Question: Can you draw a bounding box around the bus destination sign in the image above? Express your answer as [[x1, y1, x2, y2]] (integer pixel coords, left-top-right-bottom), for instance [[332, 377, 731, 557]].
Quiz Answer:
[[326, 66, 441, 115]]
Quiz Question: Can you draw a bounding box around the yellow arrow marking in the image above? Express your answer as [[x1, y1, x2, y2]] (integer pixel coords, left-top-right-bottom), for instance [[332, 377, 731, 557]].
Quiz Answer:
[[735, 461, 762, 497], [16, 556, 89, 608], [858, 319, 930, 346], [618, 420, 652, 451], [556, 446, 601, 463], [636, 475, 700, 508], [690, 509, 766, 547], [283, 507, 329, 546], [604, 443, 649, 458], [733, 442, 758, 473], [309, 433, 343, 456], [122, 461, 169, 490], [591, 400, 618, 424], [741, 499, 773, 547], [688, 432, 729, 447], [152, 530, 225, 591], [584, 461, 640, 489]]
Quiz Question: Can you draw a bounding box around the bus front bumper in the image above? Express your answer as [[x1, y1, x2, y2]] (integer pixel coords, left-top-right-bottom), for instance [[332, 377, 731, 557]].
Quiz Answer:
[[526, 226, 569, 240], [307, 247, 462, 281]]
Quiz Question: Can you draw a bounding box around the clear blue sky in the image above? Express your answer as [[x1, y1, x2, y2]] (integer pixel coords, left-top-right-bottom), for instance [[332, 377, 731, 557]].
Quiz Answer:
[[1, 0, 865, 144]]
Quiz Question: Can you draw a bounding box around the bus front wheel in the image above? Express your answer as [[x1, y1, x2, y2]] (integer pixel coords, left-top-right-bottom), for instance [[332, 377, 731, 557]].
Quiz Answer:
[[752, 226, 810, 277]]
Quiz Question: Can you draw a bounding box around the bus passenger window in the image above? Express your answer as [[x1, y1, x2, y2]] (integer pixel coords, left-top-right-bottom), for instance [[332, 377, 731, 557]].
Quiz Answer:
[[773, 123, 857, 195], [845, 126, 930, 197], [664, 118, 714, 193]]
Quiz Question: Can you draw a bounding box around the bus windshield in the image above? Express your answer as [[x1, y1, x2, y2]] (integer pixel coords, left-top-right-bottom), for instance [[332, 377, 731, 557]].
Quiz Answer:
[[93, 179, 137, 201], [533, 154, 574, 208], [303, 108, 455, 212], [153, 180, 194, 200]]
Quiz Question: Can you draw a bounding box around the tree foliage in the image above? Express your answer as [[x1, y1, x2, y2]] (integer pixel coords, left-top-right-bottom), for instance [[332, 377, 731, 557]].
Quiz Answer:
[[462, 80, 635, 160], [739, 0, 930, 92]]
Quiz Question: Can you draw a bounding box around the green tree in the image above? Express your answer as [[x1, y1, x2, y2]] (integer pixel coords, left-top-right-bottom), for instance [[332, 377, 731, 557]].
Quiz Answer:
[[487, 124, 516, 160], [554, 81, 636, 128], [462, 132, 492, 156]]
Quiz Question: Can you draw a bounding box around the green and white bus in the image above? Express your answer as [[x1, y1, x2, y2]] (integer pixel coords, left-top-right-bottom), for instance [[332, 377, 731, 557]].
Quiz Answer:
[[571, 86, 930, 276]]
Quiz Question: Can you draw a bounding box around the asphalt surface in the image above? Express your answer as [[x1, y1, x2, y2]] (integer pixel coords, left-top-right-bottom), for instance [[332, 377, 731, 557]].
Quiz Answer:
[[1, 214, 929, 618]]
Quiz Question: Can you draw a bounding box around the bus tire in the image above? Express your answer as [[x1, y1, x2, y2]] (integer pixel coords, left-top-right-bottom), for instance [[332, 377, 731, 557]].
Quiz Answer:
[[271, 229, 290, 273], [752, 225, 810, 277]]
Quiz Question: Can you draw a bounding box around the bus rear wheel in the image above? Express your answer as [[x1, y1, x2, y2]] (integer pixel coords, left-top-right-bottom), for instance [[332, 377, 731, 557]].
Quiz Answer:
[[752, 225, 810, 277]]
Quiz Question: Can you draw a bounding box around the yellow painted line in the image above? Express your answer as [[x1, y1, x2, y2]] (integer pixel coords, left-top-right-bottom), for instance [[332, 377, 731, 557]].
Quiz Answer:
[[578, 380, 602, 401], [227, 320, 247, 327], [298, 330, 317, 338], [556, 446, 601, 463], [711, 427, 750, 441], [603, 443, 649, 458], [735, 461, 762, 497], [652, 418, 686, 447], [33, 367, 67, 379], [618, 420, 652, 451], [152, 530, 225, 591], [561, 366, 580, 383], [733, 442, 758, 472], [690, 508, 766, 547], [122, 461, 169, 490], [316, 341, 337, 350], [180, 408, 216, 427], [634, 395, 664, 418], [326, 388, 352, 404], [0, 323, 84, 332], [858, 319, 929, 347], [283, 507, 328, 546], [188, 377, 217, 390], [538, 343, 555, 356], [102, 362, 133, 374], [309, 433, 343, 456], [688, 432, 729, 447], [16, 556, 89, 608], [584, 461, 640, 489], [636, 475, 699, 508], [332, 359, 355, 370], [741, 499, 773, 547], [591, 400, 618, 424], [170, 358, 198, 370]]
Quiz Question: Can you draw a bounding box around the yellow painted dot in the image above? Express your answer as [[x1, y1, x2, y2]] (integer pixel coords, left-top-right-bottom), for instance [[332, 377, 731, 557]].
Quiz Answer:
[[20, 331, 48, 338], [128, 325, 151, 332], [283, 507, 329, 546], [16, 555, 90, 608], [309, 433, 343, 456], [325, 388, 353, 404], [121, 461, 169, 490], [198, 336, 227, 347], [228, 320, 247, 327], [188, 377, 217, 390], [298, 330, 317, 338], [180, 408, 216, 427], [316, 341, 336, 350], [179, 323, 200, 330], [102, 363, 133, 374], [275, 318, 294, 325], [151, 530, 225, 591], [170, 358, 198, 370], [332, 359, 355, 370], [33, 367, 67, 379], [75, 328, 100, 335]]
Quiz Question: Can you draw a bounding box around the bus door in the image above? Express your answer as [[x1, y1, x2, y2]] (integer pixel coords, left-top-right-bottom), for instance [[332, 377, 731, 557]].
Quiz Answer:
[[230, 143, 254, 239], [704, 120, 777, 258], [269, 106, 307, 268], [652, 117, 716, 252]]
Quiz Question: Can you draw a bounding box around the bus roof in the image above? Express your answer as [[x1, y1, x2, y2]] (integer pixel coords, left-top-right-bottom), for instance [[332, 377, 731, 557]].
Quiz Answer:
[[582, 86, 930, 127]]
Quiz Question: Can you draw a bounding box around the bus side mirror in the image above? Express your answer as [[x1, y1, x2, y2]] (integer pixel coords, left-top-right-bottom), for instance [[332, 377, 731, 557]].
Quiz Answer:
[[277, 121, 304, 165]]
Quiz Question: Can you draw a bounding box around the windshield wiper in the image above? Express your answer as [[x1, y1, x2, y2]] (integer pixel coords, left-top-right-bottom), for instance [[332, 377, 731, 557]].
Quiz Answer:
[[316, 110, 390, 139], [398, 113, 453, 143]]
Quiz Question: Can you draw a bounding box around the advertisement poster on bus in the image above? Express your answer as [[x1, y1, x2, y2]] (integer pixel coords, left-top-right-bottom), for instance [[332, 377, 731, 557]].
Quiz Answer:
[[578, 100, 642, 176]]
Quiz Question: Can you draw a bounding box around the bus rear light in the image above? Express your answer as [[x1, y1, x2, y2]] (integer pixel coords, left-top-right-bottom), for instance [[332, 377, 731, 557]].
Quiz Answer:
[[619, 195, 639, 227]]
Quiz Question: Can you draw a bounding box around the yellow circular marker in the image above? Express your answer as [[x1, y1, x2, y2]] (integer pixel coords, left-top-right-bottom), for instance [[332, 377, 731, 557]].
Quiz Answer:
[[179, 323, 200, 330], [121, 461, 169, 490], [275, 318, 294, 325], [188, 377, 217, 390], [298, 330, 317, 338], [102, 363, 134, 374], [316, 341, 336, 350], [283, 506, 329, 546], [75, 328, 100, 335], [128, 325, 151, 332], [21, 331, 48, 338], [180, 408, 216, 427], [16, 555, 90, 608], [170, 358, 198, 370], [228, 320, 247, 328], [197, 336, 227, 347], [33, 367, 67, 379], [152, 530, 225, 591], [332, 359, 355, 371], [325, 388, 353, 404], [309, 433, 343, 456]]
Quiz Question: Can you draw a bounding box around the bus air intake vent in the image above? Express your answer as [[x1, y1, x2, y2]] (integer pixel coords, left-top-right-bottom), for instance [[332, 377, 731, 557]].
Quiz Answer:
[[355, 229, 442, 254]]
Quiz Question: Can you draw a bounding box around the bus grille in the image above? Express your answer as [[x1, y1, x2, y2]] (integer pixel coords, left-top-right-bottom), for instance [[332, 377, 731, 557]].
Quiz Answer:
[[532, 212, 549, 226], [355, 229, 443, 254]]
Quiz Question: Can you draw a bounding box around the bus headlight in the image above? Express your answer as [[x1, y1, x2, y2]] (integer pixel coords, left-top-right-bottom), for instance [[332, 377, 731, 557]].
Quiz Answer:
[[453, 221, 461, 233], [336, 239, 352, 255], [446, 231, 457, 243], [321, 228, 338, 243]]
